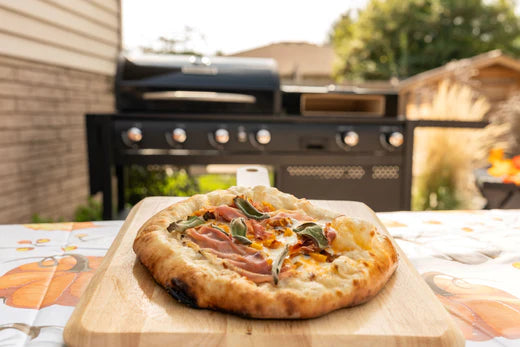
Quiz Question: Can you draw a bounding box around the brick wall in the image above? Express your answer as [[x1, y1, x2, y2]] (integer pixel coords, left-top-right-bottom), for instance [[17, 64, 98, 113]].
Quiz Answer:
[[0, 55, 114, 223]]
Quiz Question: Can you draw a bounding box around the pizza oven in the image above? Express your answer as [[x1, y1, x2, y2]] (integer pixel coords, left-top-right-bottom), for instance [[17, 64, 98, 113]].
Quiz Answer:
[[87, 53, 486, 219]]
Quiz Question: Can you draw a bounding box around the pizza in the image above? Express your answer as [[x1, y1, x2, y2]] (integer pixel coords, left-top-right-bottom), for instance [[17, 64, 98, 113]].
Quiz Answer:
[[133, 186, 398, 319]]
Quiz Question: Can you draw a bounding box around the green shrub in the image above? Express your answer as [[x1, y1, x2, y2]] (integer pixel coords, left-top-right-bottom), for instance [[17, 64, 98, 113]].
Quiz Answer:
[[74, 197, 102, 222], [31, 214, 64, 223], [197, 174, 236, 193]]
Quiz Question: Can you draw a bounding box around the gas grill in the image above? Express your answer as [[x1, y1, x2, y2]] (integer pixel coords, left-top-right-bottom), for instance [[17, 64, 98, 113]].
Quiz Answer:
[[87, 54, 486, 219]]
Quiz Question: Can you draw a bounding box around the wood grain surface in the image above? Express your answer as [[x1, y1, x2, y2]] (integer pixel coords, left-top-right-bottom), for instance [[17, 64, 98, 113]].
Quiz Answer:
[[63, 197, 464, 347]]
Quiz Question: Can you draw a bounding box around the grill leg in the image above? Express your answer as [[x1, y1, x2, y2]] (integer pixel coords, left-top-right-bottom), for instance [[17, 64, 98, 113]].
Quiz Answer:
[[102, 165, 113, 220], [101, 123, 113, 220], [116, 165, 125, 215], [402, 121, 415, 210]]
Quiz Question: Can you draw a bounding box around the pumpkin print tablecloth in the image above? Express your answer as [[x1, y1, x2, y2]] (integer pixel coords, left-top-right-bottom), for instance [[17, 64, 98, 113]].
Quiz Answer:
[[0, 211, 519, 346]]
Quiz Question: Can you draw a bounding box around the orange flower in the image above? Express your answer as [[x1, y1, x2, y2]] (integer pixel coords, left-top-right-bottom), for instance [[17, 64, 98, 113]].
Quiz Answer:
[[0, 254, 102, 309], [487, 148, 520, 185]]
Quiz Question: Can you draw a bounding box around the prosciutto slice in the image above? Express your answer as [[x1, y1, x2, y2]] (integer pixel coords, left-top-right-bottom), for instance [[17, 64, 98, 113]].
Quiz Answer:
[[214, 205, 245, 222], [269, 210, 314, 222], [246, 219, 272, 240], [186, 225, 272, 283]]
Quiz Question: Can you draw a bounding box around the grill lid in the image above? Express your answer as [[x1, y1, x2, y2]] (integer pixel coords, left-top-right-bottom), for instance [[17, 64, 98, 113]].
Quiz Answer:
[[116, 53, 280, 113]]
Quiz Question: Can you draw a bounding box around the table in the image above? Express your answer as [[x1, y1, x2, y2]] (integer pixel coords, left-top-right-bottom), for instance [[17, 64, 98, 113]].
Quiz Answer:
[[0, 210, 519, 346]]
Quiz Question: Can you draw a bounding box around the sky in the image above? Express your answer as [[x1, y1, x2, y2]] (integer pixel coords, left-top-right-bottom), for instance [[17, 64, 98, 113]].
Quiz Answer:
[[122, 0, 368, 55]]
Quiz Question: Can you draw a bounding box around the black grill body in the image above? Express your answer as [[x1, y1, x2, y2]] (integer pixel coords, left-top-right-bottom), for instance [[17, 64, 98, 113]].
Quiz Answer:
[[87, 54, 486, 219], [116, 54, 280, 114], [88, 113, 415, 218]]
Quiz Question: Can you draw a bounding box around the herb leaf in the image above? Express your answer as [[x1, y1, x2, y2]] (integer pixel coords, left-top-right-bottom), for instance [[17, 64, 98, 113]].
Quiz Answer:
[[272, 245, 289, 285], [211, 224, 228, 235], [234, 197, 269, 220], [167, 216, 205, 233], [230, 217, 252, 245], [293, 222, 329, 250]]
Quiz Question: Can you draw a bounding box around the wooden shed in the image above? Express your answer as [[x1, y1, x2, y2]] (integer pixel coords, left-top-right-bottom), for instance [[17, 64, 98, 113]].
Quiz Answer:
[[399, 50, 520, 117]]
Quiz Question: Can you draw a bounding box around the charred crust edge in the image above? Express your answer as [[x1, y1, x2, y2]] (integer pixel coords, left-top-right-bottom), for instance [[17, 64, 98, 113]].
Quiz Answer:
[[166, 278, 200, 308]]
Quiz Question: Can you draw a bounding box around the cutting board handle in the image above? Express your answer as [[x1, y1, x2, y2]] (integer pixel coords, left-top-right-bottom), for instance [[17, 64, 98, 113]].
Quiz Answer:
[[236, 166, 270, 188]]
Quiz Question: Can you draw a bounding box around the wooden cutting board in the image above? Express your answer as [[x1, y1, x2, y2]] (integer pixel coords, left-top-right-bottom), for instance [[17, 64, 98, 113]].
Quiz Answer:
[[64, 197, 464, 347]]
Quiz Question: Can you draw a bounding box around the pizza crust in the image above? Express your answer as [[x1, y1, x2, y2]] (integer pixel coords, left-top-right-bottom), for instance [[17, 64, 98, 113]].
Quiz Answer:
[[133, 186, 398, 319]]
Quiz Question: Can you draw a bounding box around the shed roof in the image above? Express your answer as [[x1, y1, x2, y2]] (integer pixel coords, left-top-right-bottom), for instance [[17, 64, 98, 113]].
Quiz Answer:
[[400, 50, 520, 91]]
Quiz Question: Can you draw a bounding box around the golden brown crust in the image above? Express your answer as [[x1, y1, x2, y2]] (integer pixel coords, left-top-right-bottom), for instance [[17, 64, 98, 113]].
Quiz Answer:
[[133, 186, 398, 319]]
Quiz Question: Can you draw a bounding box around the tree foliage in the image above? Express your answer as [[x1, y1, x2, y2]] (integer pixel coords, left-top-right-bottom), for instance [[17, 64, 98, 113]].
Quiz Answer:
[[331, 0, 520, 81], [140, 26, 204, 55]]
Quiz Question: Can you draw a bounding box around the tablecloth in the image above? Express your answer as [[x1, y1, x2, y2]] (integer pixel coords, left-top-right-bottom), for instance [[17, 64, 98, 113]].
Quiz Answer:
[[0, 210, 518, 346]]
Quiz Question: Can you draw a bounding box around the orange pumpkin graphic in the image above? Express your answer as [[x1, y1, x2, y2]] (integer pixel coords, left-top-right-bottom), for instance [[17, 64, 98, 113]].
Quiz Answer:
[[0, 254, 102, 309], [424, 272, 520, 341]]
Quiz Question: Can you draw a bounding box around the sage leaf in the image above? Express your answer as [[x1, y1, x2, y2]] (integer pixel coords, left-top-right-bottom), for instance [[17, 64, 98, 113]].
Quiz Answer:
[[293, 222, 328, 250], [230, 217, 252, 245], [211, 224, 228, 235], [234, 197, 269, 220], [272, 245, 289, 285], [167, 216, 205, 233]]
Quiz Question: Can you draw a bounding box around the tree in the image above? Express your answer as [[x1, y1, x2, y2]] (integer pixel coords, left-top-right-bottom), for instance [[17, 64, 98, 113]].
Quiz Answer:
[[331, 0, 520, 81], [140, 26, 205, 56]]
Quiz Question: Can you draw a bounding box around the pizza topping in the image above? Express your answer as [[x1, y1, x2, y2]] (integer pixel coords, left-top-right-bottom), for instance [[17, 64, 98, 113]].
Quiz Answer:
[[234, 196, 269, 220], [293, 222, 329, 250], [263, 216, 292, 229], [283, 227, 294, 237], [186, 224, 274, 284], [230, 218, 252, 245], [260, 201, 275, 212], [250, 242, 263, 250], [207, 249, 270, 276], [272, 245, 289, 285], [246, 219, 272, 241], [309, 253, 328, 262], [167, 216, 205, 233], [179, 197, 340, 285], [289, 239, 320, 255], [186, 225, 234, 252], [270, 210, 314, 222], [211, 224, 229, 235], [324, 225, 337, 243], [202, 210, 216, 221], [226, 266, 273, 284], [214, 205, 246, 222]]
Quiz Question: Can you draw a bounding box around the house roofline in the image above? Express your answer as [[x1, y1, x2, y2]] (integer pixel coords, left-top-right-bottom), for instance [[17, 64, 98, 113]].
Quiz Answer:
[[399, 50, 520, 92]]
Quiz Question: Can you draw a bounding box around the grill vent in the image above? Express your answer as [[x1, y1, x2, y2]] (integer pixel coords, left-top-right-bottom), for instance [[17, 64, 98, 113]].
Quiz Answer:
[[372, 166, 400, 179], [286, 166, 365, 179]]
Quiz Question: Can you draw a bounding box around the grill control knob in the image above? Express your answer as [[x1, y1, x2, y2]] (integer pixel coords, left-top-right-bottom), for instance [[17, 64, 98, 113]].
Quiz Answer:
[[256, 129, 271, 145], [388, 131, 404, 148], [126, 127, 142, 143], [343, 131, 359, 147], [214, 129, 230, 144], [172, 128, 187, 143]]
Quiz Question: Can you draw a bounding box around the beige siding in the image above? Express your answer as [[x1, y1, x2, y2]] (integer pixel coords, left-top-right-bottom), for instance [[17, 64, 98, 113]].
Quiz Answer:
[[0, 55, 114, 223], [0, 0, 120, 75]]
